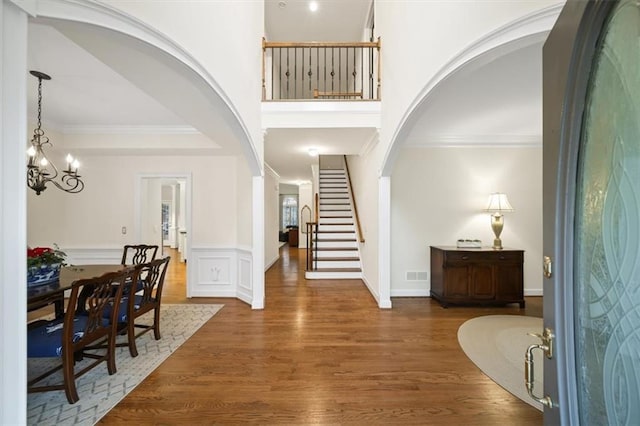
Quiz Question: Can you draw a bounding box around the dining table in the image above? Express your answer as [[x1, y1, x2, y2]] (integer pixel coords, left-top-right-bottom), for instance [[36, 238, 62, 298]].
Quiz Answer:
[[27, 264, 125, 318]]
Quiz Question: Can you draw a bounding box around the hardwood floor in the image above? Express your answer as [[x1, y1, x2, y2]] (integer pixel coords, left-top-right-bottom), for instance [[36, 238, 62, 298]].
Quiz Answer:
[[100, 246, 543, 425]]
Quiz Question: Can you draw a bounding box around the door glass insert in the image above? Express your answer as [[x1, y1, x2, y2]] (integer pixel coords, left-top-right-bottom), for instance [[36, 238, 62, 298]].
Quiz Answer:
[[574, 1, 640, 424]]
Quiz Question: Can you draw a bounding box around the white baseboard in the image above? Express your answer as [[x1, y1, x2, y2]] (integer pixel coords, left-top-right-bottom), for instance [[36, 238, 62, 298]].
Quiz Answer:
[[524, 289, 543, 296], [391, 289, 430, 297]]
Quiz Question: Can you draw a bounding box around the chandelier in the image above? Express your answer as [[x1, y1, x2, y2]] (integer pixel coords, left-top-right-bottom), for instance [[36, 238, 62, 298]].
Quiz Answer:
[[27, 70, 84, 195]]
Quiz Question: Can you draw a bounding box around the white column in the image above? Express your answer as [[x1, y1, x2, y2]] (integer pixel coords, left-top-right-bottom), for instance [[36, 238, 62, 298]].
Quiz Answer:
[[378, 176, 392, 308], [1, 2, 28, 423], [252, 175, 265, 309]]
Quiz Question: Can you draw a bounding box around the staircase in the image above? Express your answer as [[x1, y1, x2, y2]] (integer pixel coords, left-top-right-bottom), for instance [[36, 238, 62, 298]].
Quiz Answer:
[[305, 169, 362, 280]]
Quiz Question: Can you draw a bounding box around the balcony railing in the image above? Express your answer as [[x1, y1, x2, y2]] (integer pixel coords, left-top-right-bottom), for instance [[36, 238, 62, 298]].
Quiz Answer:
[[262, 38, 381, 101]]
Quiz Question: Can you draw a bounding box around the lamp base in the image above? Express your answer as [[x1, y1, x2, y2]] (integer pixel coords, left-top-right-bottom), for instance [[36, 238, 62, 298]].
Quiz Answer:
[[490, 213, 505, 250]]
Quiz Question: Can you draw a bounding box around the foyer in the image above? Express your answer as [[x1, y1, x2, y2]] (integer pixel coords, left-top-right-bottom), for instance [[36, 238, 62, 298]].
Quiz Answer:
[[101, 245, 543, 425]]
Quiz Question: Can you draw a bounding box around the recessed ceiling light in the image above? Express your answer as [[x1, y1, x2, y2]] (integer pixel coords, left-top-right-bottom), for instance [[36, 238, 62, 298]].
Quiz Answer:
[[308, 148, 319, 157], [309, 1, 318, 12], [278, 1, 286, 8]]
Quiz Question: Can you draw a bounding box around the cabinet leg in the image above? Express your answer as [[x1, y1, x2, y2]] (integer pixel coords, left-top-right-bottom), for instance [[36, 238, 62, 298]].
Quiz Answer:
[[519, 301, 525, 308]]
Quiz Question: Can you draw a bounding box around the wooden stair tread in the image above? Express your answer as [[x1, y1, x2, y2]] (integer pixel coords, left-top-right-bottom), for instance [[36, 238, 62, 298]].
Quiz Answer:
[[312, 238, 357, 242], [316, 230, 355, 233], [314, 257, 360, 262], [314, 247, 358, 251], [313, 268, 362, 272]]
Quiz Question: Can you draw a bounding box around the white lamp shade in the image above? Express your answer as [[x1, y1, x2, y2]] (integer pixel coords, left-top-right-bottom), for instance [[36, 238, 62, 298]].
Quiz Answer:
[[485, 193, 514, 212]]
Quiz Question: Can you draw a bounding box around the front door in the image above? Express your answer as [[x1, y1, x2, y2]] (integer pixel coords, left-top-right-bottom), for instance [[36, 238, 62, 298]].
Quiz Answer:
[[543, 0, 640, 424]]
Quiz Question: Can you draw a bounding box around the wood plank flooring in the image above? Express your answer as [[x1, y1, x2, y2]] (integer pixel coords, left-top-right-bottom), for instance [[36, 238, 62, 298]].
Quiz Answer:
[[100, 246, 543, 425]]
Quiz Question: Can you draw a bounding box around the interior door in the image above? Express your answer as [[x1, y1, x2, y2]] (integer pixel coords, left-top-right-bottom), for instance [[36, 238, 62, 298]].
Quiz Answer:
[[543, 0, 640, 424]]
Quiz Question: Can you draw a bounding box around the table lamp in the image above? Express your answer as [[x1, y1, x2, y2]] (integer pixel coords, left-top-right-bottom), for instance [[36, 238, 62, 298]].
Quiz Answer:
[[484, 192, 514, 250]]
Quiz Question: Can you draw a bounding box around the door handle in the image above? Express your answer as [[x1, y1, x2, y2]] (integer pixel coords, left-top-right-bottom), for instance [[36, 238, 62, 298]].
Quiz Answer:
[[543, 256, 553, 279], [524, 328, 554, 408]]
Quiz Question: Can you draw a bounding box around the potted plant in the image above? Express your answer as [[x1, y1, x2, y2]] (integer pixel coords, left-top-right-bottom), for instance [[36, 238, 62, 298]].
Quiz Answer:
[[27, 245, 67, 287]]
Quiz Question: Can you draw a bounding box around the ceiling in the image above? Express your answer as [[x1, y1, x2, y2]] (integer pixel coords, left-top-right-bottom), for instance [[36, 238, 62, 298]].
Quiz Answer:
[[27, 0, 542, 184]]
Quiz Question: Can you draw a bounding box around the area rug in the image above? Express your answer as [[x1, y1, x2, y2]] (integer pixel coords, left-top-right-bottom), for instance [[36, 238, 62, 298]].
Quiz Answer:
[[27, 303, 223, 425], [457, 315, 544, 411]]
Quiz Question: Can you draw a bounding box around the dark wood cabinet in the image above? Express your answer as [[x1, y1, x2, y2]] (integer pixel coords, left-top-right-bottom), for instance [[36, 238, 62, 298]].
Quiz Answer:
[[430, 246, 525, 308]]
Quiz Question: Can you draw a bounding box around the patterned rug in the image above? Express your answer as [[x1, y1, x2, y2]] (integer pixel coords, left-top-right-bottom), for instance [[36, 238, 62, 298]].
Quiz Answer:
[[27, 303, 223, 425], [457, 315, 544, 411]]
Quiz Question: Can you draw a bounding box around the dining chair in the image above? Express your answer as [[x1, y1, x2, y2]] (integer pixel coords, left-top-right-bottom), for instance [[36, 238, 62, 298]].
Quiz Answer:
[[120, 244, 159, 266], [27, 268, 136, 404], [111, 256, 170, 357]]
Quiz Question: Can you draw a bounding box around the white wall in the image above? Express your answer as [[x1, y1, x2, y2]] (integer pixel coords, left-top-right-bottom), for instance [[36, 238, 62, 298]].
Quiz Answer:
[[391, 146, 543, 296], [27, 153, 240, 248], [375, 1, 561, 164], [298, 183, 313, 248], [236, 156, 253, 248], [346, 142, 383, 303], [264, 166, 280, 269], [103, 0, 264, 165]]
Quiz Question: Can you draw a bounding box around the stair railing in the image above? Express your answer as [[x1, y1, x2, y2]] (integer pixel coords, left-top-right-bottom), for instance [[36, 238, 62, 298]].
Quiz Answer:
[[343, 155, 364, 243], [262, 38, 381, 101], [306, 221, 318, 272], [306, 193, 320, 272]]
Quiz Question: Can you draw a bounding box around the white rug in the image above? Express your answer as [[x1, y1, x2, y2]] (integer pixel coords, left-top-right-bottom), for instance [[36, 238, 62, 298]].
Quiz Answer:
[[458, 315, 544, 411], [27, 303, 223, 425]]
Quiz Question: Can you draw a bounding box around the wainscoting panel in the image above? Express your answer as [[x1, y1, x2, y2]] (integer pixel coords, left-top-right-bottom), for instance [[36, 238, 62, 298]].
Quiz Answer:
[[237, 249, 253, 304], [190, 247, 254, 303]]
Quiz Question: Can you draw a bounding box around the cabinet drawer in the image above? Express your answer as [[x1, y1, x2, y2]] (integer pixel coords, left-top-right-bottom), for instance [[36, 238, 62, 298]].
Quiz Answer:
[[444, 250, 522, 265], [443, 251, 476, 264]]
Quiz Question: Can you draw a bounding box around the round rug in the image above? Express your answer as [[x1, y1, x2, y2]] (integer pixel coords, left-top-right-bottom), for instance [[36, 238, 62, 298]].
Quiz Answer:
[[458, 314, 544, 411]]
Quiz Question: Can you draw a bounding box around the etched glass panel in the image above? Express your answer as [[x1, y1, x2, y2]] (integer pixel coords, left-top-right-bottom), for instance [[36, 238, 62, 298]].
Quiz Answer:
[[574, 1, 640, 424]]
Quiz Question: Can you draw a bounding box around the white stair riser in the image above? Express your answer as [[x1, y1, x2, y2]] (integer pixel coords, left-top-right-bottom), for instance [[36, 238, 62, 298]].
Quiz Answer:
[[319, 211, 353, 217], [319, 217, 354, 224], [305, 271, 362, 280], [319, 171, 345, 176], [319, 194, 349, 199], [316, 240, 358, 248], [316, 233, 356, 240], [315, 250, 358, 258], [320, 204, 351, 211], [320, 202, 350, 207], [318, 225, 355, 232], [314, 260, 361, 268]]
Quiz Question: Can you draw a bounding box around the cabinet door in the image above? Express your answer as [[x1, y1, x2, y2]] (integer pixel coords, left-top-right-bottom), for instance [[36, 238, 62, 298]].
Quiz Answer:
[[495, 263, 523, 301], [469, 264, 494, 299], [443, 266, 469, 298]]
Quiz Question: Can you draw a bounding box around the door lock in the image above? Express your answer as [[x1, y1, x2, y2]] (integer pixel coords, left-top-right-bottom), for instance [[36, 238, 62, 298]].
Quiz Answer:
[[524, 327, 554, 408]]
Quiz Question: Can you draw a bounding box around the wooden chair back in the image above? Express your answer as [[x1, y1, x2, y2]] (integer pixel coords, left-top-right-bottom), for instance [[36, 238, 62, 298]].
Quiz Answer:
[[121, 244, 159, 265], [27, 268, 136, 403], [122, 256, 171, 357]]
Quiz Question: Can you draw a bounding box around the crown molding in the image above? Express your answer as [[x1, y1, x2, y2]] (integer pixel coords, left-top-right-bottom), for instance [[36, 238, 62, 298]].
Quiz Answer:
[[62, 124, 199, 135], [404, 134, 540, 148]]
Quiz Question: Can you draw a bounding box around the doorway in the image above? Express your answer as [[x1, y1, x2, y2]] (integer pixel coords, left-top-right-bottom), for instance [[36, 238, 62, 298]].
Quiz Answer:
[[137, 174, 192, 297]]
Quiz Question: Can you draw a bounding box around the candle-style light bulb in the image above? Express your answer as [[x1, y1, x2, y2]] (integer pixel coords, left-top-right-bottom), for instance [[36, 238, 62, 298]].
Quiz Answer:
[[71, 159, 80, 172], [27, 146, 36, 157], [40, 157, 48, 167]]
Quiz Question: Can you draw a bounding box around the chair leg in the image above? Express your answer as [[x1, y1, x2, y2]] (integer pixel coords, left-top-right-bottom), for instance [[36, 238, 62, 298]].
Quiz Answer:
[[153, 307, 162, 340], [62, 349, 80, 404], [107, 331, 117, 375], [128, 318, 139, 357]]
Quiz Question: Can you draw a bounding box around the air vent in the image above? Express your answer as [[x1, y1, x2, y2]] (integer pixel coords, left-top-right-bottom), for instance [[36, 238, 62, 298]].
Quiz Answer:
[[406, 271, 429, 281]]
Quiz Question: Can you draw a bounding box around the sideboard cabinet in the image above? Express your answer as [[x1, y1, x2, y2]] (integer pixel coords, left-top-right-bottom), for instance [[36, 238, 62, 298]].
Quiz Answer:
[[430, 246, 525, 308]]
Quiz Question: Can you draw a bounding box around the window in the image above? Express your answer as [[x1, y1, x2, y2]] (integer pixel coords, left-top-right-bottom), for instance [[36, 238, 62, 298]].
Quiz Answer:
[[282, 196, 298, 228]]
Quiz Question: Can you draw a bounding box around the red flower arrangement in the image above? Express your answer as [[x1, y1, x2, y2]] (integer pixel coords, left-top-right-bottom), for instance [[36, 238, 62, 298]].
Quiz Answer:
[[27, 245, 66, 269]]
